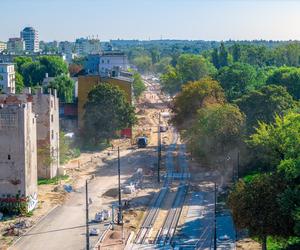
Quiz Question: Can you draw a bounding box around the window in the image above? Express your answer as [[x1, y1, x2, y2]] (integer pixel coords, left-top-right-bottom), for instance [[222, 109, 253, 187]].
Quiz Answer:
[[51, 114, 53, 122], [33, 118, 34, 124], [8, 154, 11, 160], [51, 130, 54, 140]]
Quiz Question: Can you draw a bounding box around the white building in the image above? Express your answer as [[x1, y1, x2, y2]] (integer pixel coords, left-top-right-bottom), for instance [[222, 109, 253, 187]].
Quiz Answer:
[[0, 41, 7, 53], [98, 51, 128, 77], [0, 63, 15, 94], [59, 41, 76, 63], [0, 96, 38, 210], [20, 27, 39, 53], [75, 38, 101, 56], [7, 38, 25, 54]]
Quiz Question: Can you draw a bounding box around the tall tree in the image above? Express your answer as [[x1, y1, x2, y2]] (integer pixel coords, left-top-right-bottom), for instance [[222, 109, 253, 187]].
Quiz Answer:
[[219, 42, 229, 68], [83, 83, 136, 144], [267, 67, 300, 100], [38, 56, 68, 77], [172, 77, 225, 128], [211, 48, 220, 69], [161, 54, 216, 95], [48, 74, 75, 103], [184, 103, 245, 165], [228, 174, 294, 250], [217, 62, 264, 101], [132, 72, 146, 98], [235, 85, 296, 133]]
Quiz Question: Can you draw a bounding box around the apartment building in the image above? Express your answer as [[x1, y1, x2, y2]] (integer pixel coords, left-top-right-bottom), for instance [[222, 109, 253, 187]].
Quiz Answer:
[[75, 38, 101, 56], [0, 41, 7, 52], [21, 27, 39, 53], [0, 63, 16, 94], [0, 95, 38, 210], [32, 88, 60, 179], [7, 38, 25, 54]]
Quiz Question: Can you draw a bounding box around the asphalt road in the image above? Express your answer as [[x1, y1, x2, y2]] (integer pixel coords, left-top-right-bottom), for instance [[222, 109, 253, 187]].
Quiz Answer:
[[10, 149, 151, 250]]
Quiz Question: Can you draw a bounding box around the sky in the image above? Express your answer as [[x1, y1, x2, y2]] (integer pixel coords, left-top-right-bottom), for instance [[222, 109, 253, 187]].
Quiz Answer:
[[1, 0, 300, 42]]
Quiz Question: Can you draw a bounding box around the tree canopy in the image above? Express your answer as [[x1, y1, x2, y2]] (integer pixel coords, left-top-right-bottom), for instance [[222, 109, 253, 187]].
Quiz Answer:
[[267, 67, 300, 100], [161, 54, 216, 95], [171, 77, 225, 128], [216, 62, 265, 101], [235, 85, 296, 133], [184, 103, 245, 165], [83, 83, 136, 144], [228, 174, 294, 250], [48, 75, 75, 103]]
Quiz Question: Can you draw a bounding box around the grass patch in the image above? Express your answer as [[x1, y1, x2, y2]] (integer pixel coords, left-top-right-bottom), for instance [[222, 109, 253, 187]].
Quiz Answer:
[[38, 175, 69, 185]]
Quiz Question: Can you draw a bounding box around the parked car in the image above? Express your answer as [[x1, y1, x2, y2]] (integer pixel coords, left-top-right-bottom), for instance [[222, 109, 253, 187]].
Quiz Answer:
[[160, 125, 168, 132], [89, 228, 100, 236], [137, 136, 148, 148]]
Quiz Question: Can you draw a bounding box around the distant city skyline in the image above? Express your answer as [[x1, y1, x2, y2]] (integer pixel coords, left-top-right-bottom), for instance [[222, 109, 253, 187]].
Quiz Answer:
[[1, 0, 300, 42]]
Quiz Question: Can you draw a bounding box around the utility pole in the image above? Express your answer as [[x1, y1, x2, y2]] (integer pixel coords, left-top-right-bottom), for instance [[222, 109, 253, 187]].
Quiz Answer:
[[117, 147, 122, 225], [214, 182, 217, 250], [85, 180, 90, 250], [157, 112, 161, 183], [237, 151, 240, 181]]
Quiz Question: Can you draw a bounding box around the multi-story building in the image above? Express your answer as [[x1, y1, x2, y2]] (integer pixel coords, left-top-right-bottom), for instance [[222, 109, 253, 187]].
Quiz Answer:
[[0, 95, 38, 211], [0, 63, 15, 94], [7, 38, 25, 54], [84, 51, 128, 76], [0, 41, 7, 52], [75, 38, 101, 56], [32, 88, 60, 179], [59, 41, 75, 63], [20, 27, 39, 53]]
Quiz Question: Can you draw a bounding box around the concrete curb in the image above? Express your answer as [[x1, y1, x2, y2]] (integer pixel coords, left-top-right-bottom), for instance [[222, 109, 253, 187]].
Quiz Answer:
[[8, 205, 60, 249]]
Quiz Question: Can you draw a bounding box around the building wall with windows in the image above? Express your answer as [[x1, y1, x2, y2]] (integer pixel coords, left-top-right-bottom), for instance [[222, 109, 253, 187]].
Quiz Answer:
[[0, 96, 37, 201], [20, 27, 39, 53], [0, 63, 16, 94], [0, 41, 7, 52], [7, 38, 25, 54], [32, 88, 60, 179]]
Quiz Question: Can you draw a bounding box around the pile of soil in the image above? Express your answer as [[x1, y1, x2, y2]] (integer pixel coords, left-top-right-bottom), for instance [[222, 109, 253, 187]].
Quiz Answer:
[[109, 231, 121, 240]]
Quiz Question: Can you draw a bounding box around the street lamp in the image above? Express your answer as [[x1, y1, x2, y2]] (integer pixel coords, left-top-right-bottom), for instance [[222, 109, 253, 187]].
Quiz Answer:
[[214, 182, 217, 250], [157, 112, 161, 183], [85, 180, 90, 250]]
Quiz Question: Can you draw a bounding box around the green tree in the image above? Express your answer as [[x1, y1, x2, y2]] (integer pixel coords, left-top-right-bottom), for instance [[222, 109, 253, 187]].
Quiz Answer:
[[21, 61, 46, 86], [83, 83, 136, 144], [249, 112, 300, 175], [132, 72, 146, 98], [150, 48, 160, 64], [161, 54, 216, 95], [235, 85, 296, 133], [154, 56, 172, 73], [38, 56, 68, 77], [217, 62, 264, 101], [184, 103, 245, 165], [232, 43, 242, 62], [228, 174, 294, 250], [267, 67, 300, 100], [133, 55, 152, 73], [172, 77, 225, 128], [219, 42, 229, 68], [13, 56, 33, 71], [48, 75, 75, 103], [211, 48, 219, 69], [15, 72, 24, 93]]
